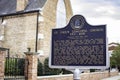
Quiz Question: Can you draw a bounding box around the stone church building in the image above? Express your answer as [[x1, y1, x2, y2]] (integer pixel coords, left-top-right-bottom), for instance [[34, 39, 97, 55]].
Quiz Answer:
[[0, 0, 73, 61]]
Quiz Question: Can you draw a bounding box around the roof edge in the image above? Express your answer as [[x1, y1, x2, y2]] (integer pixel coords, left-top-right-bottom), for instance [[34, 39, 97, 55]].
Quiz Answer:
[[0, 10, 40, 17]]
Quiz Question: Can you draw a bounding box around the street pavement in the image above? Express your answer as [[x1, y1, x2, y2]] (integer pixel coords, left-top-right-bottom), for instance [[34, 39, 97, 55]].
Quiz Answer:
[[102, 73, 120, 80]]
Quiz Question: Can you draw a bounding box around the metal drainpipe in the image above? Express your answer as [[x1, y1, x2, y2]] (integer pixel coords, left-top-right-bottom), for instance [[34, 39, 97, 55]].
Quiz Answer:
[[35, 12, 39, 52]]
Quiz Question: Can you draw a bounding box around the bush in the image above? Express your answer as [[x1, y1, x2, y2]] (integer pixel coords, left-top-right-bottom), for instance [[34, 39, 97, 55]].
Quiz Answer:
[[17, 58, 25, 75], [62, 69, 72, 74], [37, 59, 43, 76], [44, 58, 62, 75], [90, 69, 95, 72]]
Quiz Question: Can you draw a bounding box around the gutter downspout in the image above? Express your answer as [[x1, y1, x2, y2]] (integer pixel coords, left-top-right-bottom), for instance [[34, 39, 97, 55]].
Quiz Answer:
[[35, 12, 39, 52]]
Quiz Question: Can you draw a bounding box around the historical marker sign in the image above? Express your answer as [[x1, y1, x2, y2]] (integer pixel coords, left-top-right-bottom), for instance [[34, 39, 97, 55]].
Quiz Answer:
[[49, 15, 109, 69]]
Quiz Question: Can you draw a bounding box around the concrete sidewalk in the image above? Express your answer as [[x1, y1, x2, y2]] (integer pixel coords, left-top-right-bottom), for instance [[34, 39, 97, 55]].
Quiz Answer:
[[102, 73, 120, 80]]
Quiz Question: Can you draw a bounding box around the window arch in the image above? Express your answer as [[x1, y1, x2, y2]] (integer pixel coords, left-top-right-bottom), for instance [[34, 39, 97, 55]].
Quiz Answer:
[[56, 0, 66, 28]]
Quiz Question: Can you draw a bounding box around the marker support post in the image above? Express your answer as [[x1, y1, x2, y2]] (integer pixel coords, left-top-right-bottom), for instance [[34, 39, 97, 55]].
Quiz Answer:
[[73, 69, 81, 80]]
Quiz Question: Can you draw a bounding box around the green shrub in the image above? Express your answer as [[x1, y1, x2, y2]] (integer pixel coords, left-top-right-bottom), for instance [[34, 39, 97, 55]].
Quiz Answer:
[[37, 59, 43, 76], [17, 58, 25, 75], [44, 58, 62, 75], [62, 69, 72, 74], [90, 69, 95, 72]]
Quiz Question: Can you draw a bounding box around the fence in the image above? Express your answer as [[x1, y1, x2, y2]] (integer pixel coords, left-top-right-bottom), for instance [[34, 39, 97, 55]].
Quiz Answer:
[[4, 57, 26, 80], [0, 47, 119, 80], [0, 47, 26, 80]]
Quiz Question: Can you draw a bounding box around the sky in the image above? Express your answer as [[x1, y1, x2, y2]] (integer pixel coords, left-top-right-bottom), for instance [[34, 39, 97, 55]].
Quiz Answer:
[[70, 0, 120, 43]]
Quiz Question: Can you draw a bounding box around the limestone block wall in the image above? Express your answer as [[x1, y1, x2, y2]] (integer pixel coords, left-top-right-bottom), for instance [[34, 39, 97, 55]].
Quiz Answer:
[[38, 71, 118, 80], [38, 0, 58, 61], [0, 0, 73, 61], [3, 12, 38, 55], [64, 0, 73, 22], [38, 0, 73, 61]]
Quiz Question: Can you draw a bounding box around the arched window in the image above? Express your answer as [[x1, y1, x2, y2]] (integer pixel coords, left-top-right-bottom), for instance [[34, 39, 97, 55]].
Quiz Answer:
[[56, 0, 66, 28]]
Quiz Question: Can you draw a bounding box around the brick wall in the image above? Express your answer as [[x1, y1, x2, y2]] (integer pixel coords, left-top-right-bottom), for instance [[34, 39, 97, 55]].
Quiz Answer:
[[0, 48, 7, 80], [38, 71, 118, 80], [24, 52, 39, 80]]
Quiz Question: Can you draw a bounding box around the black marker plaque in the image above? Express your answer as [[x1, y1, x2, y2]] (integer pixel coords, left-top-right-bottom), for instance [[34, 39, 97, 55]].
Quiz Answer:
[[50, 15, 108, 69]]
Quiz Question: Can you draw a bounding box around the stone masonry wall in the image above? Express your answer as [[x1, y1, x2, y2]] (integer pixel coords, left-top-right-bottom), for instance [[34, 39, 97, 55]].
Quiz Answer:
[[3, 12, 37, 55], [38, 0, 73, 61], [38, 71, 118, 80], [0, 0, 73, 61]]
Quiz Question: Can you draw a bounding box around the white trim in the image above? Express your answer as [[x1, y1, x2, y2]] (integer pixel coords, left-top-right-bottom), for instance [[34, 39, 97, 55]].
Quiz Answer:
[[38, 74, 73, 78], [0, 36, 4, 40], [38, 33, 44, 39], [1, 20, 7, 26], [38, 50, 44, 56]]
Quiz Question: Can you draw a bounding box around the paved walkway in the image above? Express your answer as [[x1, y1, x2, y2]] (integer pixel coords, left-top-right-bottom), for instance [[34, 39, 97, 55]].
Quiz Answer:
[[102, 73, 120, 80]]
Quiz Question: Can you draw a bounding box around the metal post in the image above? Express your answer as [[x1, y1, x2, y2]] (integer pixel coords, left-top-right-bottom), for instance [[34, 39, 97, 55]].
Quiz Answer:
[[73, 68, 80, 80]]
